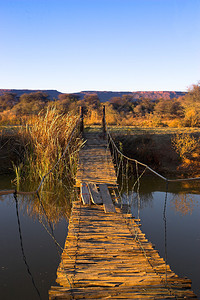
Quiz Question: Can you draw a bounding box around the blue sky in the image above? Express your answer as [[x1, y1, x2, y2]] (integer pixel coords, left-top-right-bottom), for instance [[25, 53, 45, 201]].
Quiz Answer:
[[0, 0, 199, 93]]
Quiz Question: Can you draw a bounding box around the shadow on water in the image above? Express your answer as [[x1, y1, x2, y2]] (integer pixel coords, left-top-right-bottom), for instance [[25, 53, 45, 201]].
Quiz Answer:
[[120, 175, 200, 298], [0, 175, 76, 300]]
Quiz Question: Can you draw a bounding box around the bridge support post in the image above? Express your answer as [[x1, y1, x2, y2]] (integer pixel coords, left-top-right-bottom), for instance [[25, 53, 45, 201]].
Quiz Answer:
[[102, 105, 106, 139], [80, 106, 84, 133]]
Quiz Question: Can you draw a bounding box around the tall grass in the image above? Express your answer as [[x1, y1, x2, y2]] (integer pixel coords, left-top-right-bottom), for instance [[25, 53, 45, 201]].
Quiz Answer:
[[15, 106, 82, 192], [11, 106, 83, 223]]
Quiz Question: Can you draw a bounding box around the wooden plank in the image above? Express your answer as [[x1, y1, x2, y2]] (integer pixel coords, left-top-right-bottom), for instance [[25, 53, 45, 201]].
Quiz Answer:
[[99, 184, 116, 213], [49, 131, 197, 299], [88, 182, 103, 205], [75, 132, 117, 187], [80, 183, 90, 205], [49, 199, 197, 299]]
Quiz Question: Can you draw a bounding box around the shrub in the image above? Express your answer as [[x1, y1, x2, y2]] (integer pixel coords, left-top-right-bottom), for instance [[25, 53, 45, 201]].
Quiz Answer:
[[183, 109, 199, 127], [171, 133, 198, 160], [0, 110, 21, 125], [168, 119, 182, 128]]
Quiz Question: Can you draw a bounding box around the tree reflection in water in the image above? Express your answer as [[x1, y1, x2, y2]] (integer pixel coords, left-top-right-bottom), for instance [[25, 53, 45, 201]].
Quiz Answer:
[[18, 181, 77, 225], [121, 175, 200, 217], [123, 191, 153, 210], [170, 193, 197, 216]]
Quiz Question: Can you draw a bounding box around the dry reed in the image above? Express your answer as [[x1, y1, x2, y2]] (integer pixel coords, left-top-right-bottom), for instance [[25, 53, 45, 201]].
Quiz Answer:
[[15, 106, 82, 192]]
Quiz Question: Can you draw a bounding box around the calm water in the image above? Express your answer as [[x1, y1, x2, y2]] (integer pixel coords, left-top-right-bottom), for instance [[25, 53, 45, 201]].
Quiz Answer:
[[122, 176, 200, 298], [0, 175, 200, 299], [0, 175, 69, 300]]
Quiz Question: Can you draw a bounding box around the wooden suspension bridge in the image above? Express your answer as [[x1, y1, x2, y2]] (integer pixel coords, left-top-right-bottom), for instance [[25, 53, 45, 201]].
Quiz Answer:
[[49, 110, 197, 299]]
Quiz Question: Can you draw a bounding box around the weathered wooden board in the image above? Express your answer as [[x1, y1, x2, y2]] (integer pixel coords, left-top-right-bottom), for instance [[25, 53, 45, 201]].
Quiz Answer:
[[80, 182, 90, 205], [99, 184, 116, 213], [49, 131, 196, 299], [49, 199, 196, 300], [76, 133, 117, 187], [88, 182, 103, 204]]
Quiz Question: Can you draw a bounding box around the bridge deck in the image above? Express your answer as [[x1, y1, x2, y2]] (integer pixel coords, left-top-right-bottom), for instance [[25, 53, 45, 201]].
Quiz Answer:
[[49, 131, 196, 299], [75, 132, 117, 187], [49, 201, 196, 299]]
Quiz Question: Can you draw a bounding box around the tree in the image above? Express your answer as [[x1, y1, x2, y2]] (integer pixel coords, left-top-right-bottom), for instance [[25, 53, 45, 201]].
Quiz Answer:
[[121, 94, 134, 102], [58, 93, 79, 103], [154, 99, 184, 118], [110, 95, 134, 113], [185, 83, 200, 104], [183, 83, 200, 125], [181, 83, 200, 126], [12, 92, 49, 115], [78, 94, 101, 115], [54, 94, 79, 113], [133, 98, 155, 116], [83, 94, 100, 109], [110, 97, 123, 106], [0, 93, 17, 112]]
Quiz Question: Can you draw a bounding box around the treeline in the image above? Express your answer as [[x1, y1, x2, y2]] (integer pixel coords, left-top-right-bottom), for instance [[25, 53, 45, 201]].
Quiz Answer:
[[0, 91, 96, 114], [1, 83, 200, 127]]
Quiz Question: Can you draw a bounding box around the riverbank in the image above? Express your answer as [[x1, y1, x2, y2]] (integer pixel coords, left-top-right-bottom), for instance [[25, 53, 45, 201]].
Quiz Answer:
[[109, 126, 200, 178], [1, 125, 200, 178], [0, 129, 24, 175]]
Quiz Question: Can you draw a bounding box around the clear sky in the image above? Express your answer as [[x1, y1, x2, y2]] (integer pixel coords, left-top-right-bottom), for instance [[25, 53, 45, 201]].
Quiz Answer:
[[0, 0, 199, 93]]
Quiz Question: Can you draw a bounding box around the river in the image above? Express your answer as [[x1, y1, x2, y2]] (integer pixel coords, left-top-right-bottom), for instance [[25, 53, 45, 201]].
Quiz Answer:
[[122, 176, 200, 298], [0, 175, 199, 299], [0, 175, 69, 300]]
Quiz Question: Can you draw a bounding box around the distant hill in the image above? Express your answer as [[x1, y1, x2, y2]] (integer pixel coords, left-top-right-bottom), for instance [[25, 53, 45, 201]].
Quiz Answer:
[[0, 89, 62, 100], [0, 89, 186, 103], [74, 91, 186, 102]]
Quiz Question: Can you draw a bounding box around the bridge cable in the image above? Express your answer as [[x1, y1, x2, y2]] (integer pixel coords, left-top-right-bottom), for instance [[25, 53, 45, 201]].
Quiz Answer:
[[105, 126, 179, 297], [36, 191, 71, 258], [36, 186, 78, 289], [14, 191, 42, 300], [106, 125, 200, 182], [163, 181, 169, 285]]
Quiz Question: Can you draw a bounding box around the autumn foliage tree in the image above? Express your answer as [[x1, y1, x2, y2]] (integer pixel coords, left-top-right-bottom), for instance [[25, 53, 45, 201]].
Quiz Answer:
[[12, 92, 49, 115], [0, 92, 17, 112], [110, 95, 134, 113], [154, 99, 184, 118], [182, 83, 200, 127], [53, 94, 79, 113], [133, 98, 155, 116]]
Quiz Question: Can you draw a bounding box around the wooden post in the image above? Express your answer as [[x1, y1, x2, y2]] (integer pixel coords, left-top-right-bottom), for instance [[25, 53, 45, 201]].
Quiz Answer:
[[80, 106, 84, 133], [102, 105, 106, 138]]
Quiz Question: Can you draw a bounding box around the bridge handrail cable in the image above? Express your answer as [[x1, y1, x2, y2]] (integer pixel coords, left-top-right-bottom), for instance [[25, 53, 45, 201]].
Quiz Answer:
[[105, 124, 200, 182]]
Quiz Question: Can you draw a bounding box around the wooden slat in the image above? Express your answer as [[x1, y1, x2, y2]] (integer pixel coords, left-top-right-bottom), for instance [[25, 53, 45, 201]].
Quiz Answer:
[[49, 132, 197, 299], [80, 182, 90, 205], [99, 184, 116, 213], [75, 133, 117, 187], [49, 201, 196, 299], [88, 182, 103, 204]]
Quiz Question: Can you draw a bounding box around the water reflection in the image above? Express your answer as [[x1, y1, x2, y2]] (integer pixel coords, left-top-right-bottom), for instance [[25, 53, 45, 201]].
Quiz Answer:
[[18, 182, 76, 224], [14, 192, 42, 300], [121, 176, 200, 215], [120, 176, 200, 298], [0, 175, 75, 300], [171, 193, 197, 216]]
